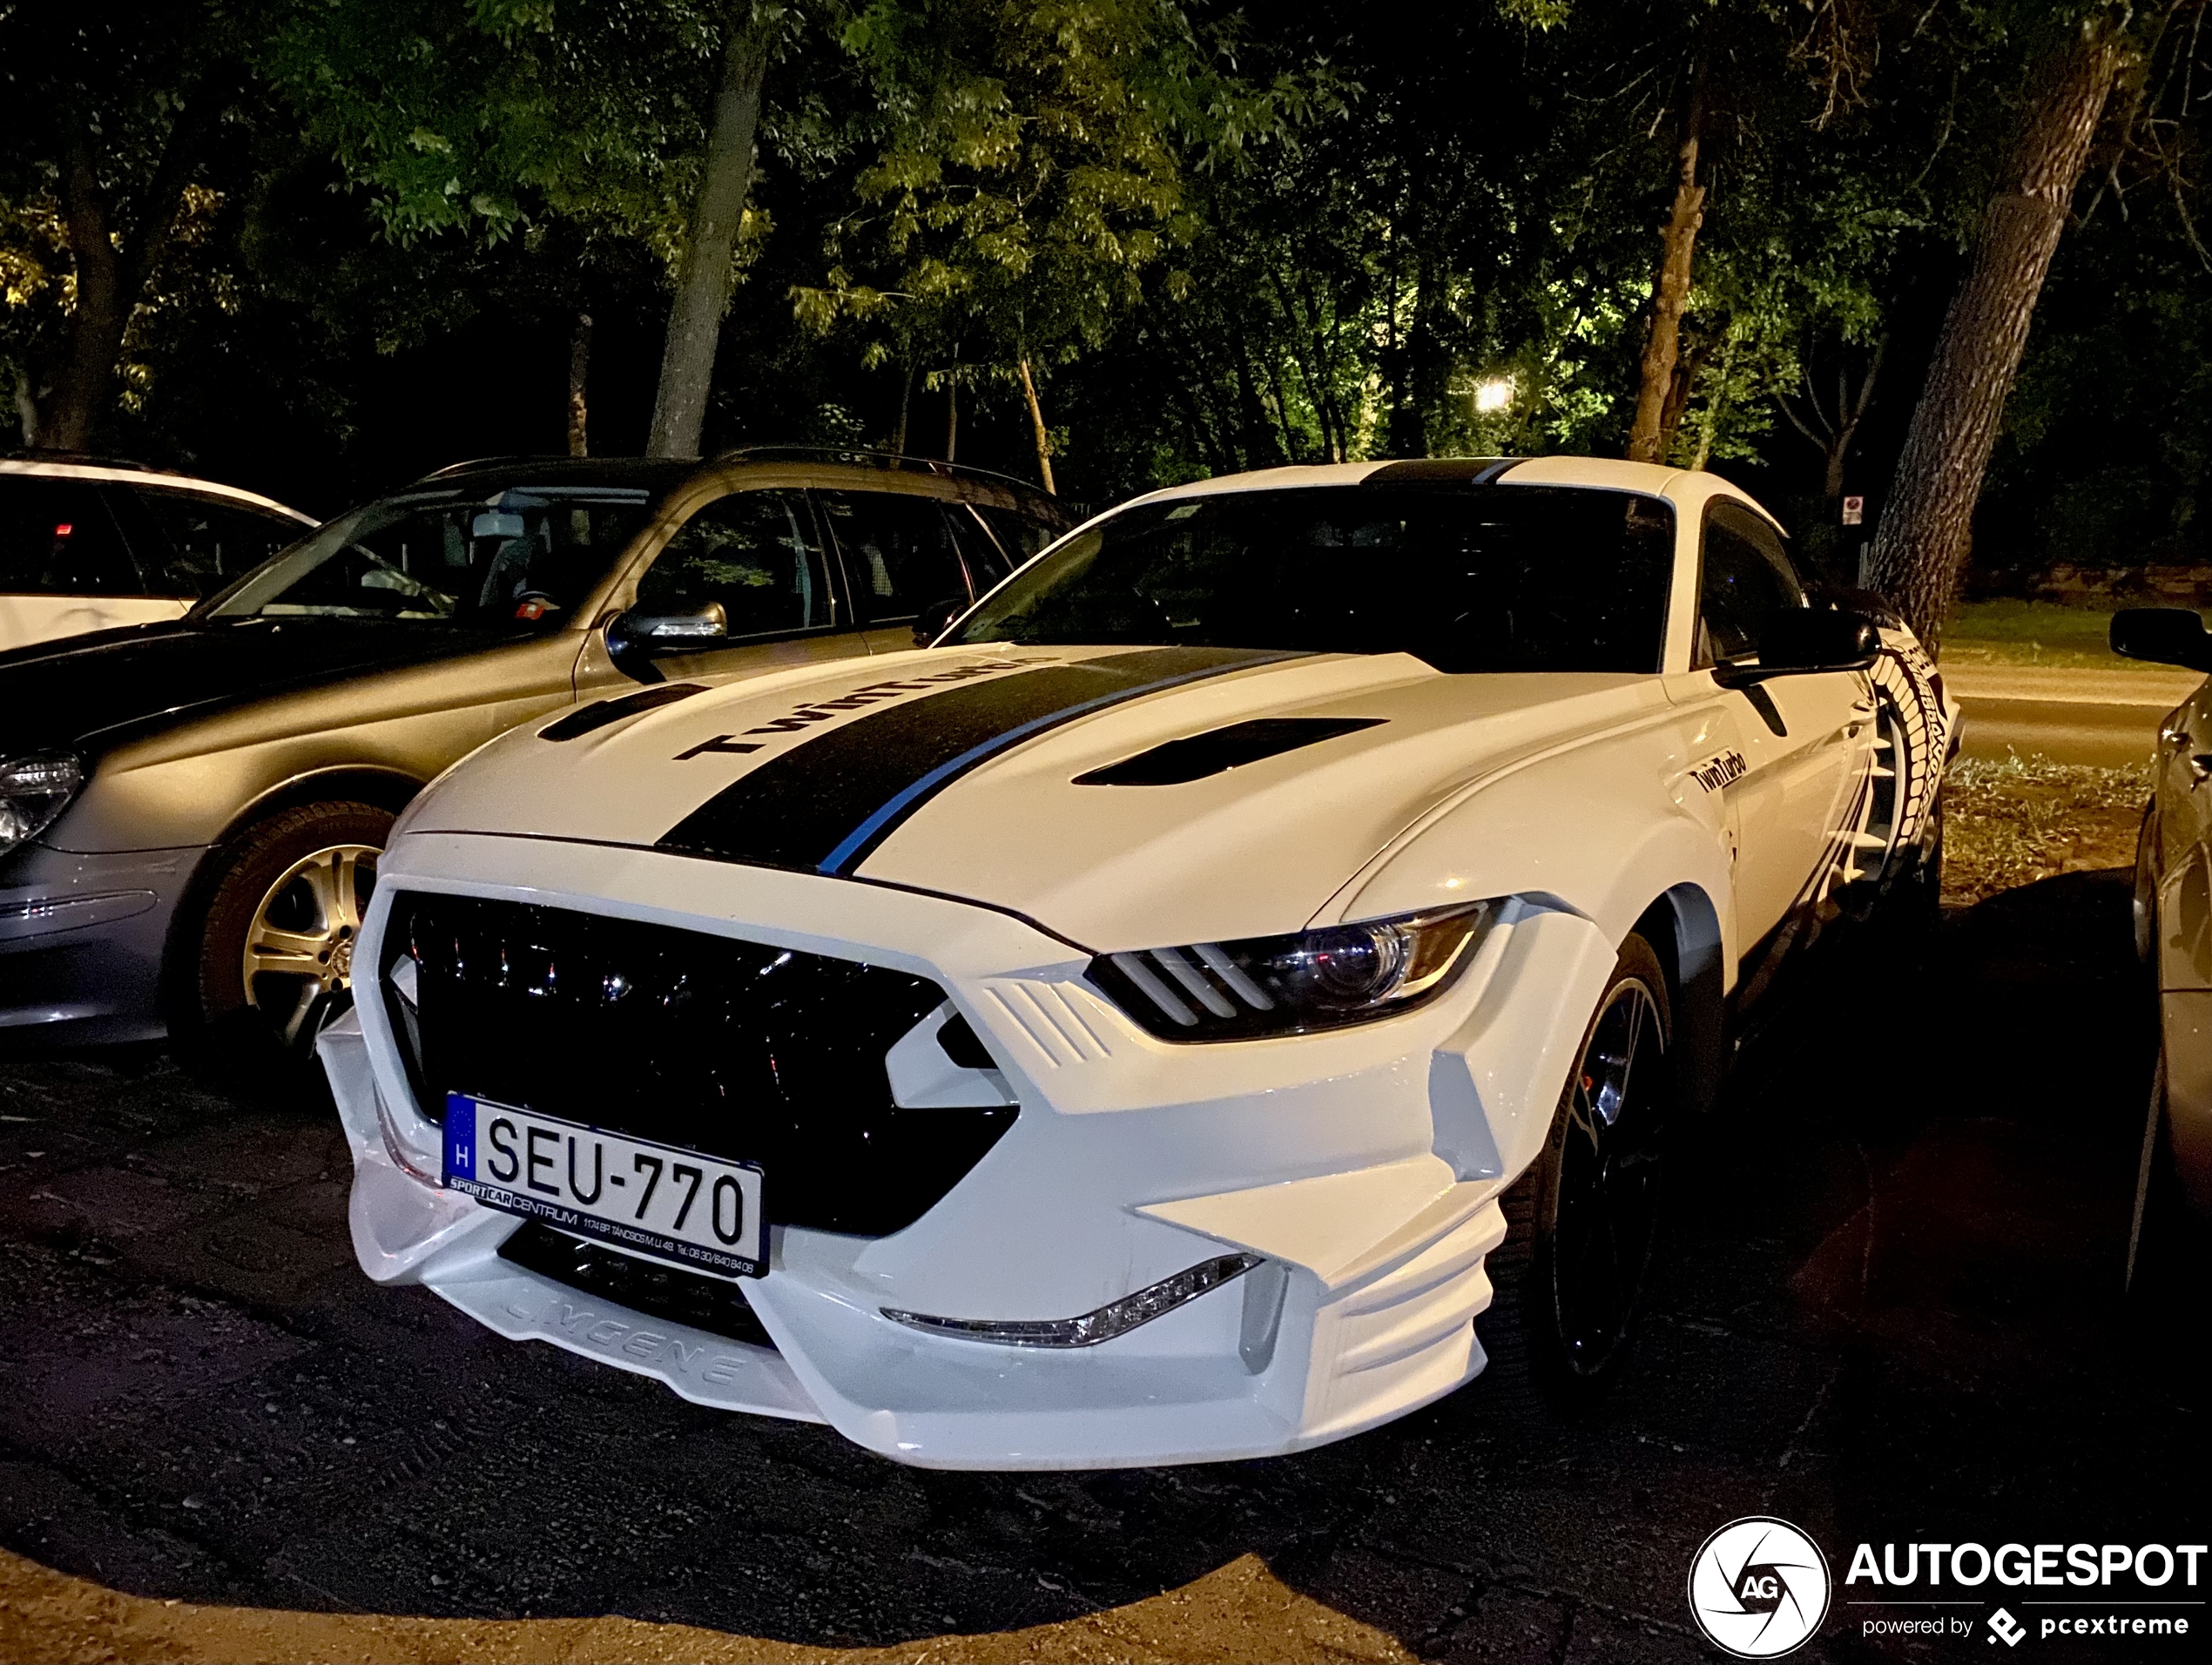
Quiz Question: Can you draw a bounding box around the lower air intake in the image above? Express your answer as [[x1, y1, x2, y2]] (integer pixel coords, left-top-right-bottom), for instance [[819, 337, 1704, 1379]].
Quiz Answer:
[[499, 1221, 776, 1348], [381, 892, 1016, 1236]]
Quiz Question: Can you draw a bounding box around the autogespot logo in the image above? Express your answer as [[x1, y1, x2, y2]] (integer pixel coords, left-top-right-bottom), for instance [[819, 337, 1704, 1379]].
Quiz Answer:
[[1689, 1516, 1833, 1659]]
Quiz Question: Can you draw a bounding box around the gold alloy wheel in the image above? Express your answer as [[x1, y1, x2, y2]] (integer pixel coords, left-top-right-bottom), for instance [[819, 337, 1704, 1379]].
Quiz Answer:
[[239, 842, 381, 1045]]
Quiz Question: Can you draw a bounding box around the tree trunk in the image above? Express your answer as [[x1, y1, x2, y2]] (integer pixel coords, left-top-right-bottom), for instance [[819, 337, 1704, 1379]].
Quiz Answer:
[[1170, 375, 1232, 476], [12, 367, 38, 448], [42, 145, 126, 453], [42, 89, 217, 452], [1260, 347, 1299, 463], [944, 374, 958, 462], [1824, 336, 1885, 509], [1232, 340, 1282, 468], [1865, 21, 2120, 652], [1658, 334, 1709, 457], [1267, 268, 1339, 462], [1018, 356, 1055, 494], [646, 16, 772, 459], [1627, 57, 1709, 465], [892, 354, 914, 455], [566, 313, 593, 457]]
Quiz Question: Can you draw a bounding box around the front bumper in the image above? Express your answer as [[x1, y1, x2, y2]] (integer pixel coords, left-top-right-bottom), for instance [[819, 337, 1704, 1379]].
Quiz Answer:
[[0, 841, 201, 1048], [324, 830, 1619, 1469]]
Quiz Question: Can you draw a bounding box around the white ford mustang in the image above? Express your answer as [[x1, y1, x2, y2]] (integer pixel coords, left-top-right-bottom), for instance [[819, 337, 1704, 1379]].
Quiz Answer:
[[320, 456, 1952, 1470]]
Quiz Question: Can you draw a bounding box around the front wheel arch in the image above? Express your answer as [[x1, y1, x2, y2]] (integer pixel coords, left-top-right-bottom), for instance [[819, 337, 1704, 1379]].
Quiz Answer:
[[163, 798, 397, 1079]]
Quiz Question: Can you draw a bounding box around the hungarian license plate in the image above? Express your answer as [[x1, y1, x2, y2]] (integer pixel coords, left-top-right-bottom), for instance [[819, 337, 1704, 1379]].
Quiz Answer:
[[442, 1092, 765, 1278]]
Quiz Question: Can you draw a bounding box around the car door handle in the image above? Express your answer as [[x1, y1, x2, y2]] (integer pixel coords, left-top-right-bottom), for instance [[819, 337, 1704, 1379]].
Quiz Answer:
[[2163, 725, 2192, 747], [2191, 754, 2212, 784]]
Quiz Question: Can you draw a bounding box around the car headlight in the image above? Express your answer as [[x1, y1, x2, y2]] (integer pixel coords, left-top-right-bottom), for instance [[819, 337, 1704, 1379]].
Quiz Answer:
[[0, 753, 84, 856], [1089, 900, 1498, 1041]]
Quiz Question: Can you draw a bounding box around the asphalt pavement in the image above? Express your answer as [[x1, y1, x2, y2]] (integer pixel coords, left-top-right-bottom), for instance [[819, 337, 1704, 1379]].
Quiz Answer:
[[1946, 664, 2197, 767], [0, 866, 2200, 1663]]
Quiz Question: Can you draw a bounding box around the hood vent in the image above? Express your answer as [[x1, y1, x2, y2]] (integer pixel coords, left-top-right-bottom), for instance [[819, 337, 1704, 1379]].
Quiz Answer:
[[1073, 717, 1386, 787], [540, 682, 706, 742]]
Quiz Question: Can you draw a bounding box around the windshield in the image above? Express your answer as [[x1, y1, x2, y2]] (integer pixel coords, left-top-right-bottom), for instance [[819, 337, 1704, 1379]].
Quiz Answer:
[[203, 486, 658, 628], [949, 484, 1676, 673]]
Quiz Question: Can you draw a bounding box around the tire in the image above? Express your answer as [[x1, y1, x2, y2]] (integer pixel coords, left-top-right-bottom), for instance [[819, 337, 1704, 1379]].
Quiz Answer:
[[1880, 791, 1943, 946], [1480, 932, 1674, 1415], [177, 801, 392, 1082]]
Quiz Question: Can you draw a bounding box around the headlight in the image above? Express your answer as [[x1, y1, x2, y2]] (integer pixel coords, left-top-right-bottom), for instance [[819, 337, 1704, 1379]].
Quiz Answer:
[[0, 753, 84, 855], [1090, 900, 1498, 1041]]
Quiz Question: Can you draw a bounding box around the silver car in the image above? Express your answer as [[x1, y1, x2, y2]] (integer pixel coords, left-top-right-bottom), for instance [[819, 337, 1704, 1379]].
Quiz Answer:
[[2114, 606, 2212, 1264], [0, 450, 1067, 1069]]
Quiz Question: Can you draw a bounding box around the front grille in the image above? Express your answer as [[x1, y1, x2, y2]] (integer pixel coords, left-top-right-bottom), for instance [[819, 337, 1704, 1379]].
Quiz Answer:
[[499, 1221, 774, 1348], [382, 892, 1016, 1236]]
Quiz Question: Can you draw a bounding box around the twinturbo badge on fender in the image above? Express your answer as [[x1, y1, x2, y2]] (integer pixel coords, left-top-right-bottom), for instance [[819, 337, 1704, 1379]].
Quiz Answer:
[[658, 645, 1305, 876]]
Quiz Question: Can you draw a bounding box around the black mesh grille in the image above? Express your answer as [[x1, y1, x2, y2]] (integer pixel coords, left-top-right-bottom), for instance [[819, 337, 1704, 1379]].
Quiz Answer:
[[382, 892, 1016, 1236]]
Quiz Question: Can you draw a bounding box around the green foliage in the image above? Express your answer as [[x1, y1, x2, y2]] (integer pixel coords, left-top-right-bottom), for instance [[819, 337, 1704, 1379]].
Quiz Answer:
[[0, 0, 2199, 584], [794, 0, 1334, 439], [253, 0, 747, 253]]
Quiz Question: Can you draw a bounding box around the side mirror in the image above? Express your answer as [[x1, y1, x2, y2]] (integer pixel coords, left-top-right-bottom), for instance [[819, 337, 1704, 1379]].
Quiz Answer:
[[1715, 607, 1880, 687], [913, 595, 966, 648], [2111, 607, 2212, 672], [609, 602, 728, 657]]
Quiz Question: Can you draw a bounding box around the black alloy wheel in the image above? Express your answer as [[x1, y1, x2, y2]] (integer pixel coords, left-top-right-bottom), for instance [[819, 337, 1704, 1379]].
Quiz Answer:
[[1483, 931, 1674, 1412]]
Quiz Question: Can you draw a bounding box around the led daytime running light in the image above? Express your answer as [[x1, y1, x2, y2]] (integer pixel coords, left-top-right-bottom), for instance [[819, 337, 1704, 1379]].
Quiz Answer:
[[881, 1253, 1259, 1348]]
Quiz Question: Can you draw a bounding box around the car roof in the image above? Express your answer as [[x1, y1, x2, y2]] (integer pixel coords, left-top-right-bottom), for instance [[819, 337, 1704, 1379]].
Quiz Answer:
[[0, 454, 314, 522], [414, 456, 702, 492], [1121, 455, 1784, 532], [415, 449, 1069, 520]]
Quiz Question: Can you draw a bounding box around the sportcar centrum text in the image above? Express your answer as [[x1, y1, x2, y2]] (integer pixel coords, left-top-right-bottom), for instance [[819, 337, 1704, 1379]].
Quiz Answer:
[[320, 455, 1954, 1470]]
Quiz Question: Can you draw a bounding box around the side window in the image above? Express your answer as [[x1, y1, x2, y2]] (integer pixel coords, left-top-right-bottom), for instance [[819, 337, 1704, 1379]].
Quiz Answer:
[[947, 503, 1019, 591], [971, 502, 1058, 567], [128, 489, 305, 596], [1696, 502, 1804, 666], [637, 489, 833, 639], [816, 491, 968, 625], [0, 477, 142, 596]]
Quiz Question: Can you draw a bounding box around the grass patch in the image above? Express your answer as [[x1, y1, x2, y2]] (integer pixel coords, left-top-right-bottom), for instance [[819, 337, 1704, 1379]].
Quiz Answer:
[[1942, 598, 2175, 670], [1942, 752, 2151, 907]]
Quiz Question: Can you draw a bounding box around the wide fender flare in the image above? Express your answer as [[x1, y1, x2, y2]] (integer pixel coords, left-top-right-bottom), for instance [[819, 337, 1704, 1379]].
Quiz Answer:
[[1334, 745, 1733, 1185]]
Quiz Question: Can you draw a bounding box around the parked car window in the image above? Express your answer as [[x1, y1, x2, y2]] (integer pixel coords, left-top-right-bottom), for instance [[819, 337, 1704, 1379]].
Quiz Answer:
[[0, 477, 142, 596], [971, 502, 1058, 566], [948, 503, 1020, 591], [949, 484, 1676, 674], [207, 487, 654, 628], [127, 489, 305, 597], [637, 489, 833, 638], [815, 490, 968, 625], [1696, 502, 1805, 666]]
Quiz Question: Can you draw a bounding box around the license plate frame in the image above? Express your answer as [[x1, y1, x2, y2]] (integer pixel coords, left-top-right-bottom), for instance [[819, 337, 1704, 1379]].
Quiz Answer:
[[441, 1091, 766, 1279]]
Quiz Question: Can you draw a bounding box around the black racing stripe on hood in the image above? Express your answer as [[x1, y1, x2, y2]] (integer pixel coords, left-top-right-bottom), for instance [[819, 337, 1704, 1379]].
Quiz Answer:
[[658, 646, 1302, 875]]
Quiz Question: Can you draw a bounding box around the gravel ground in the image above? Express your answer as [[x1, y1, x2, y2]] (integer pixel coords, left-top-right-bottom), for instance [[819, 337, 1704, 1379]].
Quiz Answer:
[[0, 836, 2200, 1662]]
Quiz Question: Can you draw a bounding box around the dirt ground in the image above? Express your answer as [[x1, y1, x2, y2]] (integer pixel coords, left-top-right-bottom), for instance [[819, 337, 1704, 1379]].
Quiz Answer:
[[1940, 754, 2150, 906]]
